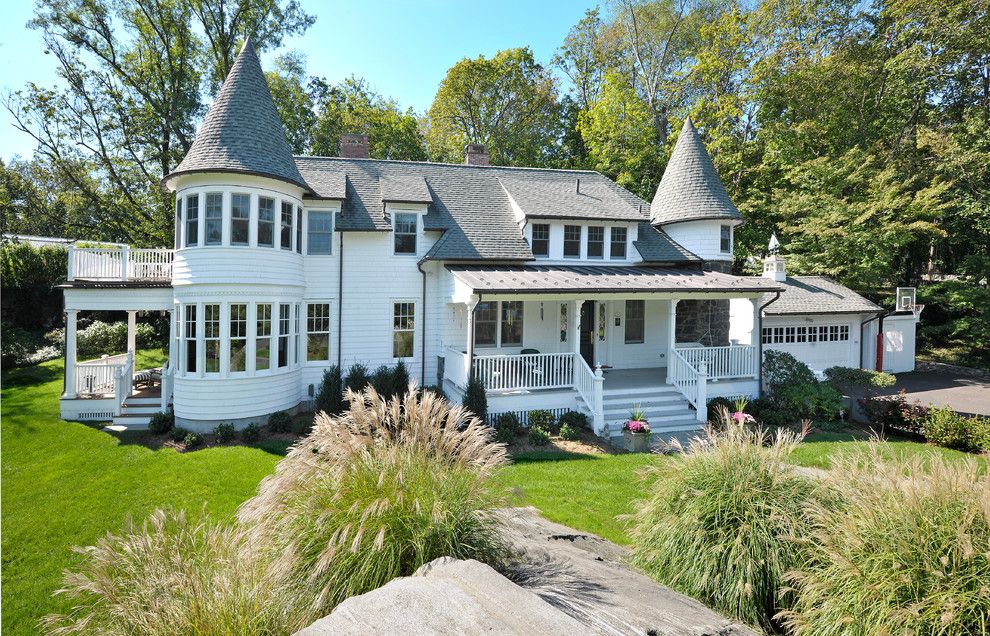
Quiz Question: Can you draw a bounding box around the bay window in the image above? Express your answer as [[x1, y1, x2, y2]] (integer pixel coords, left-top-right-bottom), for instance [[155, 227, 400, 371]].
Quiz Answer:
[[184, 304, 197, 373], [307, 303, 330, 362], [295, 207, 302, 254], [231, 194, 250, 245], [229, 304, 247, 372], [204, 304, 220, 373], [258, 197, 275, 247], [278, 304, 290, 367], [280, 202, 293, 250], [174, 199, 182, 249], [185, 194, 199, 247], [392, 302, 415, 358], [256, 304, 272, 371], [205, 193, 222, 245]]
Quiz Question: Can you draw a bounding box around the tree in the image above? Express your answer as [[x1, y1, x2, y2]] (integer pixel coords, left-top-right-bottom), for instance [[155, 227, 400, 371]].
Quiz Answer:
[[266, 52, 316, 153], [427, 48, 561, 166]]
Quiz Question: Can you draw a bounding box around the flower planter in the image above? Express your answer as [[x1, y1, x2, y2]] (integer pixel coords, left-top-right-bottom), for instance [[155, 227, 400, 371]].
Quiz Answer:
[[623, 429, 651, 452]]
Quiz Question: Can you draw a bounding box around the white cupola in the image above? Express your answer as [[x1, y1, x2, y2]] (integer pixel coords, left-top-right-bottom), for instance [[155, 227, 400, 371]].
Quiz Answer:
[[763, 233, 786, 282]]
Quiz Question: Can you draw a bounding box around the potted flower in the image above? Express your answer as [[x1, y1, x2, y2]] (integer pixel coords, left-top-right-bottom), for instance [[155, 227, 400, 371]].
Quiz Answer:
[[622, 405, 651, 452]]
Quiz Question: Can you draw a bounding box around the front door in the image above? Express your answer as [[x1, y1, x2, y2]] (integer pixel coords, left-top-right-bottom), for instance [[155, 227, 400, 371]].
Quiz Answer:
[[580, 300, 595, 368]]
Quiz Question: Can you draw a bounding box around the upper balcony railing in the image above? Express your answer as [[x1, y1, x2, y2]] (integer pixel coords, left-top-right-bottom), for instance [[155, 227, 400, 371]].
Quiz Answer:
[[67, 245, 173, 282]]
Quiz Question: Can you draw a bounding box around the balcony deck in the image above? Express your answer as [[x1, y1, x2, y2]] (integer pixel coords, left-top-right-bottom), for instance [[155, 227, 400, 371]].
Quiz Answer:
[[67, 245, 173, 283]]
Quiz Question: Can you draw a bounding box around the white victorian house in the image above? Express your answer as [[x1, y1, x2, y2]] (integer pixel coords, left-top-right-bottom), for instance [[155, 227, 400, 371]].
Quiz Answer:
[[58, 40, 920, 437]]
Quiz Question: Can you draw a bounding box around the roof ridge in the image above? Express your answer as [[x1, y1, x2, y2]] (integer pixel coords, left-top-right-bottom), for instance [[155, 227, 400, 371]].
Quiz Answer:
[[293, 154, 603, 175]]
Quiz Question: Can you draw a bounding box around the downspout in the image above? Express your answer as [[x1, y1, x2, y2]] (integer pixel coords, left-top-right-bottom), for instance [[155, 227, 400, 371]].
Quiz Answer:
[[859, 311, 886, 370], [336, 232, 344, 368], [417, 258, 428, 388], [467, 295, 480, 381], [756, 291, 782, 398]]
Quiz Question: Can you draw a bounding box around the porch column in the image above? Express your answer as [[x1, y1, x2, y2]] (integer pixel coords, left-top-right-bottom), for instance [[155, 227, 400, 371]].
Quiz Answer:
[[465, 297, 479, 380], [751, 298, 761, 379], [64, 309, 79, 398], [666, 299, 679, 384], [126, 310, 137, 355], [167, 308, 178, 370], [570, 300, 582, 356]]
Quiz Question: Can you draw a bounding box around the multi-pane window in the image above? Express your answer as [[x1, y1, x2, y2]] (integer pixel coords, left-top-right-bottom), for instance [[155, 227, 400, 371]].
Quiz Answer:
[[280, 201, 293, 250], [278, 304, 290, 367], [761, 324, 850, 344], [205, 193, 222, 245], [393, 302, 415, 358], [500, 301, 524, 346], [394, 213, 417, 254], [204, 304, 220, 373], [307, 303, 330, 362], [185, 194, 199, 247], [720, 225, 732, 253], [175, 199, 182, 249], [229, 304, 247, 372], [256, 304, 272, 371], [231, 194, 250, 245], [473, 301, 497, 347], [796, 326, 808, 343], [295, 303, 301, 364], [531, 223, 550, 257], [624, 300, 645, 344], [307, 210, 332, 255], [587, 226, 604, 259], [785, 326, 796, 343], [184, 305, 197, 373], [295, 207, 302, 254], [563, 225, 581, 258], [610, 227, 627, 259], [258, 197, 275, 247]]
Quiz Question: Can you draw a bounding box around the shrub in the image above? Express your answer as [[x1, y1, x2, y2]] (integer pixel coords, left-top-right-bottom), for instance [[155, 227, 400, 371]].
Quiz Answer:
[[183, 432, 202, 448], [763, 351, 843, 420], [745, 397, 795, 428], [528, 425, 551, 446], [971, 417, 990, 453], [344, 363, 370, 393], [528, 409, 555, 433], [241, 423, 262, 443], [924, 406, 990, 452], [76, 320, 158, 359], [291, 415, 313, 436], [858, 391, 928, 436], [559, 423, 581, 441], [628, 422, 818, 632], [239, 386, 508, 618], [494, 412, 521, 444], [706, 396, 735, 424], [462, 375, 487, 422], [391, 360, 410, 398], [823, 366, 896, 391], [213, 423, 236, 444], [419, 385, 445, 400], [370, 364, 393, 398], [314, 365, 345, 416], [764, 350, 818, 395], [267, 411, 292, 433], [558, 410, 589, 431], [781, 448, 990, 635], [42, 509, 304, 635], [0, 321, 41, 367], [148, 411, 174, 436], [170, 427, 191, 443]]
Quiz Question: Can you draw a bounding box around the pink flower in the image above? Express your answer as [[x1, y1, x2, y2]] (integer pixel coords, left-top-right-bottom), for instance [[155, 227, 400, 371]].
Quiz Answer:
[[732, 411, 756, 425], [624, 420, 650, 434]]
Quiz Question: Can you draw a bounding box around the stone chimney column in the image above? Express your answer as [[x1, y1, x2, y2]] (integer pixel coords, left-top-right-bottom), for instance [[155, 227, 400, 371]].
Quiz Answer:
[[340, 134, 370, 159], [464, 144, 489, 166]]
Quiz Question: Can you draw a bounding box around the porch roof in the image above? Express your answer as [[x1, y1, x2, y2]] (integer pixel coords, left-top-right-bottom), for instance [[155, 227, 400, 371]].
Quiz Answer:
[[448, 264, 783, 295]]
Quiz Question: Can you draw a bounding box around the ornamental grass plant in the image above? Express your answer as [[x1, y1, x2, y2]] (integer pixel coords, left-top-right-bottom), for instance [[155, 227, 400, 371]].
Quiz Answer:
[[780, 446, 990, 635], [627, 417, 819, 632]]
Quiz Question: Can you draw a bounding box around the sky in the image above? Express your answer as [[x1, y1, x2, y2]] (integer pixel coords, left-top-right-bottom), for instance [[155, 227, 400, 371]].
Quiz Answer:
[[0, 0, 598, 162]]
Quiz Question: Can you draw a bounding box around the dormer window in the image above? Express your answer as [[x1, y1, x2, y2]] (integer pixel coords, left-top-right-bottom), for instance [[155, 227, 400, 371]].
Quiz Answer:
[[720, 225, 732, 253], [563, 225, 581, 258], [610, 227, 627, 259], [587, 226, 604, 259], [531, 223, 549, 258], [394, 213, 417, 254]]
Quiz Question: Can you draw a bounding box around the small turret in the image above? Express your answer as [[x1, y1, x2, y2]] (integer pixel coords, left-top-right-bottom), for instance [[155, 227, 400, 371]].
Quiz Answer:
[[763, 233, 786, 282]]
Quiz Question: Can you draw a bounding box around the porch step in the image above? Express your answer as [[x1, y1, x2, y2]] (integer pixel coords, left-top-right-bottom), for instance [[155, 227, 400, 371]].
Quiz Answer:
[[124, 396, 161, 406], [117, 404, 162, 415], [108, 413, 151, 430]]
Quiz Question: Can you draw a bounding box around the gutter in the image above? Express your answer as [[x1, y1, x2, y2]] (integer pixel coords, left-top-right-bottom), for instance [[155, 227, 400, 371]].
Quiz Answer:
[[860, 310, 887, 370], [337, 232, 344, 368], [756, 291, 782, 398]]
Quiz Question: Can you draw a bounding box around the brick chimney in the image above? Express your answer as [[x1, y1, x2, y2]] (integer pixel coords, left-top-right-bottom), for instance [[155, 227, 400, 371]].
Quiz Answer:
[[340, 133, 369, 159], [464, 144, 489, 166]]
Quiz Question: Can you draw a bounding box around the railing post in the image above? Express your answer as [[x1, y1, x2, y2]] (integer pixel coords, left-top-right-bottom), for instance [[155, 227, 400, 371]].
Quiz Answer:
[[696, 361, 708, 422], [67, 245, 75, 281], [120, 245, 130, 280], [593, 364, 605, 434], [64, 309, 79, 398]]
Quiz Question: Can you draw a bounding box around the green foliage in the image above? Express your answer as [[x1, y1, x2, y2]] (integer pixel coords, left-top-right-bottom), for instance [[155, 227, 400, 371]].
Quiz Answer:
[[314, 365, 345, 416], [182, 432, 203, 449], [925, 407, 990, 453], [344, 363, 370, 394], [763, 351, 842, 421], [462, 375, 488, 423], [629, 423, 819, 632], [75, 321, 159, 359], [213, 423, 236, 444], [266, 411, 292, 434], [391, 360, 410, 398], [528, 426, 551, 446], [917, 280, 990, 371], [494, 412, 521, 444], [823, 366, 896, 390], [558, 410, 589, 431], [265, 52, 317, 153], [559, 423, 582, 441], [148, 411, 174, 436], [0, 243, 67, 332], [367, 363, 409, 401], [857, 392, 929, 437], [0, 322, 45, 368], [707, 396, 736, 423], [170, 427, 190, 443], [782, 449, 990, 635], [527, 409, 556, 433], [241, 423, 262, 443], [744, 397, 792, 428]]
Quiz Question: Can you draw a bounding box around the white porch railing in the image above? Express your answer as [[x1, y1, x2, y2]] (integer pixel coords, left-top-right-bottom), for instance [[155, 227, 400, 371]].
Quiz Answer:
[[67, 245, 173, 282], [474, 352, 576, 392], [668, 349, 708, 422], [75, 353, 129, 395], [574, 356, 605, 431], [160, 364, 175, 411], [675, 344, 758, 380], [444, 347, 471, 390], [113, 354, 135, 415]]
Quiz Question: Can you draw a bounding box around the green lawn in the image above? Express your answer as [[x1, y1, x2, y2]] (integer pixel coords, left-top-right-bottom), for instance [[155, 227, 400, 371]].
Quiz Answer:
[[3, 356, 985, 633]]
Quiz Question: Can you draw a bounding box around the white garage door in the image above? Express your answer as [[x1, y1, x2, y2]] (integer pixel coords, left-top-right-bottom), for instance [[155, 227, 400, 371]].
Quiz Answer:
[[761, 324, 854, 373]]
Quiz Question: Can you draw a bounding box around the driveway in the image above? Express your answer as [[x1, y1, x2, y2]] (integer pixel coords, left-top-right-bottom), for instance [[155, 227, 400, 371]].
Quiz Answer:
[[869, 370, 990, 417]]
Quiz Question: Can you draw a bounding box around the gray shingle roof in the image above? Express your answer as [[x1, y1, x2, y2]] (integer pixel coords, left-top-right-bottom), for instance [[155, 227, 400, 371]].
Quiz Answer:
[[448, 264, 782, 295], [165, 39, 309, 192], [294, 157, 700, 263], [763, 276, 882, 315], [380, 175, 432, 203], [650, 118, 741, 226], [499, 176, 645, 221]]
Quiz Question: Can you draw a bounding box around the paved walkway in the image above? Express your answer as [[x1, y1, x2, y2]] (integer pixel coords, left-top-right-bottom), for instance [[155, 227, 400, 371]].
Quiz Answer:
[[869, 370, 990, 417]]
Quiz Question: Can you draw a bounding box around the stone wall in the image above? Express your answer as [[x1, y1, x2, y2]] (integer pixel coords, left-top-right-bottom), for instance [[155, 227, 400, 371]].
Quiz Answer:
[[675, 299, 730, 346]]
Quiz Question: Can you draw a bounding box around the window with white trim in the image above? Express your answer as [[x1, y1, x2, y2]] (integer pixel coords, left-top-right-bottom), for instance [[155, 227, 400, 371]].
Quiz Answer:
[[473, 301, 525, 347], [175, 198, 182, 249], [184, 304, 197, 373], [531, 223, 549, 257], [563, 225, 581, 258], [761, 324, 850, 344], [624, 300, 645, 344], [256, 304, 272, 371], [610, 226, 627, 259], [720, 225, 731, 253], [394, 213, 417, 254], [258, 197, 275, 247], [500, 301, 524, 346], [307, 210, 332, 255], [307, 303, 331, 362], [278, 304, 290, 367], [204, 304, 220, 373], [231, 194, 250, 245], [185, 194, 198, 247], [280, 201, 293, 250], [205, 193, 222, 245], [295, 303, 302, 364], [295, 207, 302, 254], [393, 302, 415, 358], [229, 303, 247, 372], [474, 301, 497, 347], [587, 226, 604, 259]]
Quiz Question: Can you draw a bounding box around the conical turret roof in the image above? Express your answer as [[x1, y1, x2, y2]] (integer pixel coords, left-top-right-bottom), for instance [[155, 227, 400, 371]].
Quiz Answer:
[[165, 38, 309, 192], [650, 117, 740, 225]]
